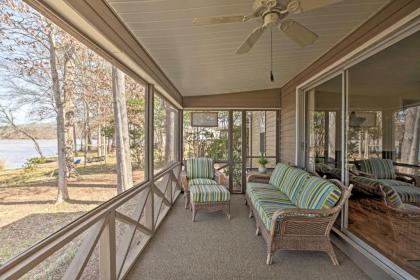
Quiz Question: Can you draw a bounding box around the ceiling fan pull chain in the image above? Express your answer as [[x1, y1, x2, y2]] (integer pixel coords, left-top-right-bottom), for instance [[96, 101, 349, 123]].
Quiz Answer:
[[270, 28, 274, 82]]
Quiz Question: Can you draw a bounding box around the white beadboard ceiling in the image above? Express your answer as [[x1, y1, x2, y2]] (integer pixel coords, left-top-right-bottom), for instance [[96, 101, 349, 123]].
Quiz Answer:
[[106, 0, 389, 96]]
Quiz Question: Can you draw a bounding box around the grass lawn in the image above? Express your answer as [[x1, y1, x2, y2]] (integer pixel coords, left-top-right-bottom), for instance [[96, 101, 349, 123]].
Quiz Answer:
[[0, 156, 144, 278]]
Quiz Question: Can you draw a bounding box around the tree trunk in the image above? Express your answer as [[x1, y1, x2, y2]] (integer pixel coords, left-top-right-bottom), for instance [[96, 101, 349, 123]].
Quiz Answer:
[[63, 60, 76, 178], [112, 66, 133, 193], [49, 31, 69, 203], [401, 107, 418, 163], [408, 107, 420, 163]]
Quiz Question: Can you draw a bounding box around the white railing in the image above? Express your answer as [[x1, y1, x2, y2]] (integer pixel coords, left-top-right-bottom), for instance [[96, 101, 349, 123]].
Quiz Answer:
[[0, 162, 182, 280]]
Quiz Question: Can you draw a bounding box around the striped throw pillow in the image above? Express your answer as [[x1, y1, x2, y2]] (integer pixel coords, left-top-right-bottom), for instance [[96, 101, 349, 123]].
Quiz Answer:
[[296, 176, 342, 210], [186, 158, 214, 179], [277, 167, 310, 202], [269, 163, 290, 187]]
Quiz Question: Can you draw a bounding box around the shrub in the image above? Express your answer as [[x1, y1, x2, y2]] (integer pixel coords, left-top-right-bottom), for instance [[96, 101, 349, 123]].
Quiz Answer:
[[23, 156, 46, 172]]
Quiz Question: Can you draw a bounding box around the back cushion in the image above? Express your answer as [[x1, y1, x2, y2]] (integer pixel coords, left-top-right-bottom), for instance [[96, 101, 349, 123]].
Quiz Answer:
[[276, 167, 310, 202], [269, 163, 290, 187], [296, 176, 342, 210], [359, 158, 395, 179], [186, 158, 214, 179]]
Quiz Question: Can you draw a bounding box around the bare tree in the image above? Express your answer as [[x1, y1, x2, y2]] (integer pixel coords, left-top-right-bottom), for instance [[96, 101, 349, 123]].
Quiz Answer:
[[0, 105, 44, 157], [112, 66, 132, 193]]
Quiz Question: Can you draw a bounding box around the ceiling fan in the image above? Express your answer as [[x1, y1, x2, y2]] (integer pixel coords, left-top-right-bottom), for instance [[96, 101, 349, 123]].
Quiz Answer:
[[193, 0, 342, 54]]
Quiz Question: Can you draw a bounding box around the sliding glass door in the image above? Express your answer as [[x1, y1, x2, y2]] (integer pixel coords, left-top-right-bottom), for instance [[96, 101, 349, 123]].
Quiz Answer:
[[301, 30, 420, 278], [304, 75, 343, 178]]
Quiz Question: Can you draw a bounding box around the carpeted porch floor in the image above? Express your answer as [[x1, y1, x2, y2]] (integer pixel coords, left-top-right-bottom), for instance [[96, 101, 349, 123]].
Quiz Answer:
[[126, 194, 369, 280]]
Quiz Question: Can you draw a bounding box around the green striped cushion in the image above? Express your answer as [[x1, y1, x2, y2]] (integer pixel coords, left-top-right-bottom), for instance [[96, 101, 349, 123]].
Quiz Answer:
[[188, 178, 218, 186], [377, 179, 412, 187], [390, 185, 420, 204], [277, 167, 310, 203], [359, 159, 395, 179], [186, 158, 214, 179], [296, 176, 341, 210], [382, 185, 404, 209], [246, 182, 277, 194], [190, 185, 230, 202], [256, 200, 295, 230], [269, 163, 290, 187], [247, 187, 295, 229]]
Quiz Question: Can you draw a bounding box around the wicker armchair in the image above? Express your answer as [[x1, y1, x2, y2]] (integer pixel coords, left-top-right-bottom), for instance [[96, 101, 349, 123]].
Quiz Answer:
[[380, 185, 420, 255], [181, 158, 226, 209], [247, 175, 352, 265]]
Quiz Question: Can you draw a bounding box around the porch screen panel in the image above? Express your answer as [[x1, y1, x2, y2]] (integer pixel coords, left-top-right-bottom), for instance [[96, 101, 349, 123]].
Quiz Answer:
[[183, 111, 229, 162], [346, 31, 420, 278], [153, 93, 179, 174], [246, 111, 277, 170]]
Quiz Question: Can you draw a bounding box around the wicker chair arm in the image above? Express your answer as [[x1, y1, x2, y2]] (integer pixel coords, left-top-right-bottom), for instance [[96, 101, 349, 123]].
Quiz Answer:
[[270, 208, 337, 238], [215, 169, 227, 186], [180, 170, 188, 192], [247, 173, 271, 184], [396, 172, 419, 187]]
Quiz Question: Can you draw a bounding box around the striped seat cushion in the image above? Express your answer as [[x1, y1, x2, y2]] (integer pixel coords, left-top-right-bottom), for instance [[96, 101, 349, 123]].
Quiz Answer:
[[186, 158, 214, 179], [190, 185, 230, 203], [390, 185, 420, 205], [359, 158, 396, 179], [188, 178, 218, 186], [247, 187, 295, 230], [296, 176, 341, 210], [276, 167, 310, 203], [377, 179, 413, 187], [246, 182, 277, 194]]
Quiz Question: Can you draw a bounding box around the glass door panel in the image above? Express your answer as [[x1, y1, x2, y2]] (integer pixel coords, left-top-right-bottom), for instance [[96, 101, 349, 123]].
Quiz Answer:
[[346, 31, 420, 278], [305, 75, 343, 178]]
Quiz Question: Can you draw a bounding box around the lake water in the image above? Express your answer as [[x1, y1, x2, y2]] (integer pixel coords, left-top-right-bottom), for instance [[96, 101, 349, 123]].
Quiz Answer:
[[0, 139, 58, 169]]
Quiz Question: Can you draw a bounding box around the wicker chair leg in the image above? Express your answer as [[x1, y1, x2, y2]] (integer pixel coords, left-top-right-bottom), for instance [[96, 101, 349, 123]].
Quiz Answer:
[[244, 199, 248, 206], [184, 192, 190, 209], [255, 227, 260, 236], [266, 252, 273, 265], [327, 244, 339, 266], [249, 208, 253, 218], [192, 207, 197, 222], [226, 203, 231, 220]]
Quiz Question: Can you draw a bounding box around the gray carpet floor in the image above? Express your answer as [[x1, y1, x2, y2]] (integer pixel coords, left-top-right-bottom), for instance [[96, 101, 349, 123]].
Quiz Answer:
[[126, 194, 369, 280]]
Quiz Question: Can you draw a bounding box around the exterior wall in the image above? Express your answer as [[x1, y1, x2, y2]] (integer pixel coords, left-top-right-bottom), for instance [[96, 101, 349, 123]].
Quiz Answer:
[[279, 0, 419, 165]]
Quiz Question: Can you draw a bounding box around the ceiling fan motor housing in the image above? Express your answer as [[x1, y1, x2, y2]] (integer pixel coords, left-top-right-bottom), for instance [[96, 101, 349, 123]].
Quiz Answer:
[[252, 0, 288, 18]]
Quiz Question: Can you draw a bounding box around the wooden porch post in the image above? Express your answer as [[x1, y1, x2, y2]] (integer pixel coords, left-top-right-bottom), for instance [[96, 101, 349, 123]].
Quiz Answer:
[[145, 83, 155, 232], [99, 211, 116, 280]]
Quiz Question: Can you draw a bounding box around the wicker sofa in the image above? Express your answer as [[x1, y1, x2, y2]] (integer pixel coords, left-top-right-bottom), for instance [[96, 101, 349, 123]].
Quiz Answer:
[[246, 163, 352, 265]]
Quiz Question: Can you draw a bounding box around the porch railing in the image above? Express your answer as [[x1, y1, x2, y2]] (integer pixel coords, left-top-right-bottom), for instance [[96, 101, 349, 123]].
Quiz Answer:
[[0, 162, 182, 280]]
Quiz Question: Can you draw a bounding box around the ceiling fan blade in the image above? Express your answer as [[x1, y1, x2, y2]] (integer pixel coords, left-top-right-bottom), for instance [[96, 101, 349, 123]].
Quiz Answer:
[[287, 0, 342, 14], [236, 26, 266, 55], [193, 15, 247, 26], [279, 20, 318, 47]]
